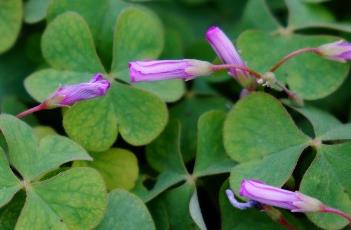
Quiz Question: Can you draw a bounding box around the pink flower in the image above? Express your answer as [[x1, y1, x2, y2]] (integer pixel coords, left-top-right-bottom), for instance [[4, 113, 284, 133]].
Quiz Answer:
[[129, 59, 213, 82], [227, 179, 323, 212], [317, 40, 351, 63], [45, 73, 110, 108], [205, 26, 248, 78]]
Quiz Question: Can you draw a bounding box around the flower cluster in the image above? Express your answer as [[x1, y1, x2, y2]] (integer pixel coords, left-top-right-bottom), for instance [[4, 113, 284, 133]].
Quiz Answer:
[[129, 26, 256, 89]]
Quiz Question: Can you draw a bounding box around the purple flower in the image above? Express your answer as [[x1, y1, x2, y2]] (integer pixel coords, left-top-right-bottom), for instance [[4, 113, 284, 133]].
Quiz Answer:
[[45, 73, 110, 108], [129, 59, 213, 82], [227, 179, 323, 213], [205, 26, 248, 78], [318, 40, 351, 63]]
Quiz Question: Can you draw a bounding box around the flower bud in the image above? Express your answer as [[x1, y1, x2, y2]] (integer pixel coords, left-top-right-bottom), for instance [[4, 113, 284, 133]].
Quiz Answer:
[[128, 59, 213, 82], [317, 40, 351, 63], [237, 179, 323, 212], [44, 73, 110, 108], [205, 26, 248, 78]]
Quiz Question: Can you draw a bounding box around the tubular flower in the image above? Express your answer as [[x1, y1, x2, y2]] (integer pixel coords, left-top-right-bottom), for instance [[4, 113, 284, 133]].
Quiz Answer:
[[129, 59, 213, 82], [45, 73, 110, 108], [317, 40, 351, 63], [205, 26, 249, 79], [227, 179, 323, 213]]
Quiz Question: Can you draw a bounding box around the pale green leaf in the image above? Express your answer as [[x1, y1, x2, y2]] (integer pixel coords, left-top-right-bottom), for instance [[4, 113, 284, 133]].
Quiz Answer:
[[96, 189, 155, 230], [111, 82, 168, 146], [16, 167, 107, 230], [193, 111, 235, 177], [224, 92, 310, 162], [75, 148, 138, 191], [24, 0, 51, 24], [42, 12, 105, 72], [300, 143, 351, 229], [0, 0, 22, 53], [0, 148, 21, 207], [63, 95, 118, 152], [111, 6, 164, 74]]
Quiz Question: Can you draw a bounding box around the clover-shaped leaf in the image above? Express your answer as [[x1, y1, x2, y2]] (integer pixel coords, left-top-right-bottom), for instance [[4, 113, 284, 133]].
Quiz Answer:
[[96, 189, 155, 230], [239, 0, 281, 32], [237, 31, 349, 100], [286, 0, 351, 32], [0, 114, 107, 229], [0, 0, 22, 54], [134, 111, 235, 229], [286, 103, 351, 229], [25, 11, 168, 152], [170, 95, 231, 161], [226, 93, 351, 229], [74, 148, 139, 191], [46, 0, 185, 102]]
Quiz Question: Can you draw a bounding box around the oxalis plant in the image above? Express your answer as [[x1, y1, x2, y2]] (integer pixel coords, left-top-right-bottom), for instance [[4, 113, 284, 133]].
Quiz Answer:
[[1, 0, 351, 230]]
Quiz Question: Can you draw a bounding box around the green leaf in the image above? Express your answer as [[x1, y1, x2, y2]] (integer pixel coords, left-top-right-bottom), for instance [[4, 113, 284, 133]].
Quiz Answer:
[[74, 148, 138, 191], [0, 114, 91, 180], [16, 167, 107, 230], [24, 0, 51, 24], [285, 102, 351, 141], [112, 82, 168, 146], [224, 92, 310, 162], [33, 126, 57, 140], [284, 102, 341, 137], [0, 192, 25, 230], [147, 198, 169, 230], [230, 144, 306, 193], [286, 0, 351, 32], [63, 95, 118, 152], [189, 189, 207, 230], [146, 120, 187, 174], [193, 111, 235, 177], [42, 12, 105, 72], [96, 189, 155, 230], [0, 0, 22, 54], [219, 181, 281, 230], [132, 80, 185, 103], [25, 69, 92, 102], [170, 95, 231, 161], [240, 0, 281, 32], [237, 30, 349, 100], [47, 0, 130, 64], [300, 143, 351, 229], [111, 6, 164, 74], [135, 121, 188, 201], [161, 183, 197, 230], [0, 147, 21, 207]]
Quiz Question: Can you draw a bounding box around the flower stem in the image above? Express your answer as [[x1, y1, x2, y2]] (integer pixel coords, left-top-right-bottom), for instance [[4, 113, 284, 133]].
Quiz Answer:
[[16, 104, 46, 119], [262, 206, 297, 230], [278, 216, 298, 230], [211, 64, 262, 79], [321, 206, 351, 227], [269, 47, 320, 72]]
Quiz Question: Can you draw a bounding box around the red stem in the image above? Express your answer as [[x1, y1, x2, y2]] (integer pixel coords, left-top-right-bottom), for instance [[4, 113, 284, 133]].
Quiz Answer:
[[211, 64, 262, 79], [321, 206, 351, 227], [278, 216, 298, 230], [269, 47, 320, 72], [16, 104, 46, 119]]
